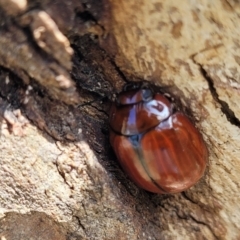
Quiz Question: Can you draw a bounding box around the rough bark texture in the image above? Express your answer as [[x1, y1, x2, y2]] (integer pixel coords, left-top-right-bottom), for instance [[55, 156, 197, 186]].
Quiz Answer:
[[0, 0, 239, 239]]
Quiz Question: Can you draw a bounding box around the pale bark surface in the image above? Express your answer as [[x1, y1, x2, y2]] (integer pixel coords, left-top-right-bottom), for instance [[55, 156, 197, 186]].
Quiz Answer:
[[0, 0, 239, 239]]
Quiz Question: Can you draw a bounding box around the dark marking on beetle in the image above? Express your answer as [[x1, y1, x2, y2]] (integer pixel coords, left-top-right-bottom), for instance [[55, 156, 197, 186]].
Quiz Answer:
[[129, 134, 140, 148], [142, 89, 153, 102], [130, 135, 168, 194]]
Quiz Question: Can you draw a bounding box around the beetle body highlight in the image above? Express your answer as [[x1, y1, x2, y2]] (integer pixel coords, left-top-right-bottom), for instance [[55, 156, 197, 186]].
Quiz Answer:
[[109, 86, 208, 194]]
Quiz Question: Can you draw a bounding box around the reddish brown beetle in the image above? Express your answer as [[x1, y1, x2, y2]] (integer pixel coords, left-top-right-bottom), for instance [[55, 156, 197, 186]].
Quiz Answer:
[[109, 84, 208, 194]]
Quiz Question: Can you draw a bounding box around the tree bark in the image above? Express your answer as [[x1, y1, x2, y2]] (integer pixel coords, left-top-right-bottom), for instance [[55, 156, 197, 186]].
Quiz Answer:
[[0, 0, 239, 239]]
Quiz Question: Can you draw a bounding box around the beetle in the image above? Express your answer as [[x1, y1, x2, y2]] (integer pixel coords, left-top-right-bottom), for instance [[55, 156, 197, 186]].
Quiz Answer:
[[109, 84, 208, 194]]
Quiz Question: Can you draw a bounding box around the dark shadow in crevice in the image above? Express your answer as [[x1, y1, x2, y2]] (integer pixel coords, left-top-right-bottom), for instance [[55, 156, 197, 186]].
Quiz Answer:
[[200, 66, 240, 127]]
